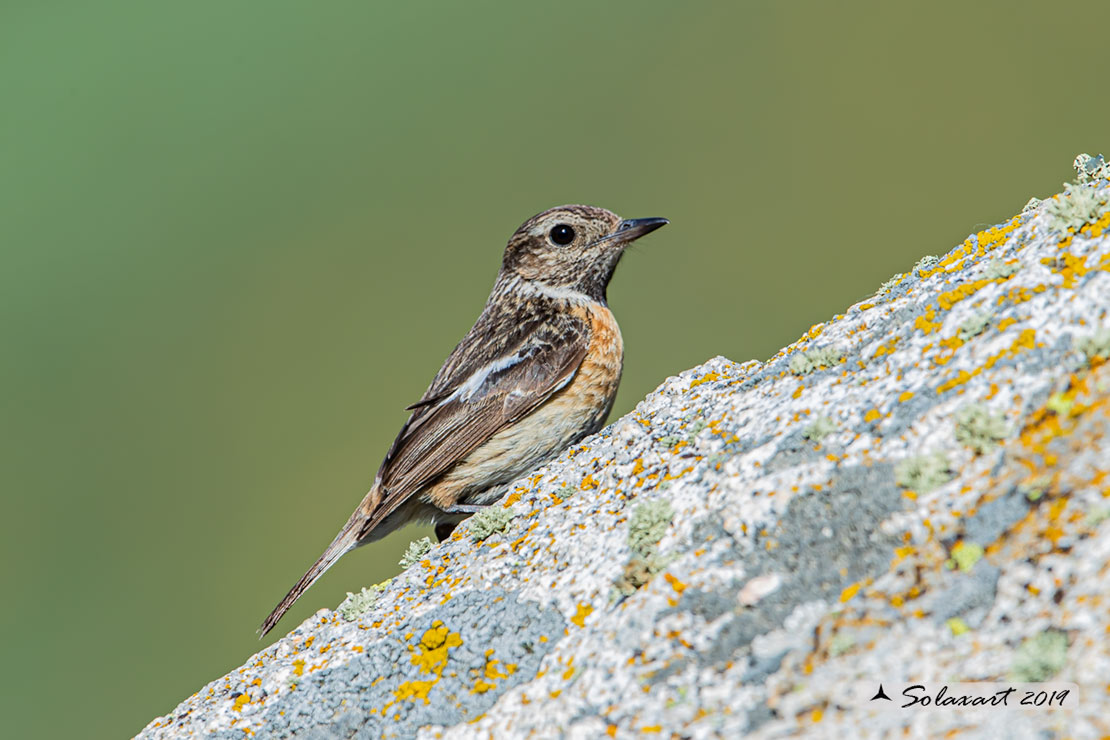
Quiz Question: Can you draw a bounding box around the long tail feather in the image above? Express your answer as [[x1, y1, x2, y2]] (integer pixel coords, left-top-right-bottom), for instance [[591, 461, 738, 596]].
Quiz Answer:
[[258, 510, 363, 638]]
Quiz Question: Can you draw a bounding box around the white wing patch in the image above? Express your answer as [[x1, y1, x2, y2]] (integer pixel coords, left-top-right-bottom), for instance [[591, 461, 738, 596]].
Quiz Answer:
[[450, 352, 525, 402]]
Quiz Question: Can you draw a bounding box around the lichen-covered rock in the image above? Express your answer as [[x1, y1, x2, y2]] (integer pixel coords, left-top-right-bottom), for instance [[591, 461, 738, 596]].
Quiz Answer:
[[138, 162, 1110, 739]]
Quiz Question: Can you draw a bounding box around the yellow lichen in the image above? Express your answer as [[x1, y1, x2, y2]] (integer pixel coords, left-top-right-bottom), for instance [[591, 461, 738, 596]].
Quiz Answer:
[[689, 371, 721, 388], [937, 329, 1037, 393], [839, 582, 861, 603], [570, 602, 593, 628], [410, 621, 462, 676], [389, 621, 463, 706], [392, 680, 437, 703], [872, 337, 900, 359], [799, 322, 826, 344], [1082, 209, 1110, 238], [920, 219, 1018, 279], [914, 307, 943, 334], [937, 279, 995, 311], [975, 219, 1019, 253]]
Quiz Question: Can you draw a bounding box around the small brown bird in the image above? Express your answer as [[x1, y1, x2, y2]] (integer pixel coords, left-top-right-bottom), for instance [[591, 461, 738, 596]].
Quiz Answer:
[[260, 205, 667, 636]]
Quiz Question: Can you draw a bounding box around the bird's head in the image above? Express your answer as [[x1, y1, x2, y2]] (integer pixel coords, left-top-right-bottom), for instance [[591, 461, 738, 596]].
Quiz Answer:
[[500, 204, 668, 304]]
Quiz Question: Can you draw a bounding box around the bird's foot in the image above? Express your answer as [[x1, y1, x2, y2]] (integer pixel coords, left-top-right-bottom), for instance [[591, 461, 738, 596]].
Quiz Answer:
[[435, 522, 458, 542], [433, 504, 491, 541]]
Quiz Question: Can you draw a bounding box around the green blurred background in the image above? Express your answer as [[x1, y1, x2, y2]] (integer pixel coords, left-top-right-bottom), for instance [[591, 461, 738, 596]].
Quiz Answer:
[[2, 1, 1107, 737]]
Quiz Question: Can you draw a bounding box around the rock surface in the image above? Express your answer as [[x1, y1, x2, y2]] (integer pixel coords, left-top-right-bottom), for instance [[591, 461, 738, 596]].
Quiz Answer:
[[139, 159, 1110, 739]]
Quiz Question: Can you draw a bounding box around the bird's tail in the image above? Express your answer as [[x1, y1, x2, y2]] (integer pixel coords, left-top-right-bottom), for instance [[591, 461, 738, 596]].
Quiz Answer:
[[258, 508, 364, 638]]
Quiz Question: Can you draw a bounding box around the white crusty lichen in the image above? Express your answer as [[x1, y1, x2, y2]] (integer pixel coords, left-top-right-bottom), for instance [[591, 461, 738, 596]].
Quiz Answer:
[[337, 582, 389, 621], [958, 311, 992, 341], [802, 415, 838, 442], [468, 505, 516, 542], [1024, 153, 1108, 227], [955, 403, 1010, 454], [879, 272, 907, 294], [1010, 630, 1069, 682], [614, 499, 675, 596], [627, 499, 674, 558], [1044, 183, 1109, 234], [982, 259, 1019, 280], [913, 255, 940, 274], [789, 346, 844, 375], [1076, 328, 1110, 363], [1073, 153, 1110, 184], [398, 536, 434, 569], [895, 451, 953, 493]]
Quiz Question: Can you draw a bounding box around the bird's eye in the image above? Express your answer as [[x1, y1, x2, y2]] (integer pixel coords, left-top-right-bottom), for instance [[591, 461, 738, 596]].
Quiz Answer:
[[549, 224, 576, 246]]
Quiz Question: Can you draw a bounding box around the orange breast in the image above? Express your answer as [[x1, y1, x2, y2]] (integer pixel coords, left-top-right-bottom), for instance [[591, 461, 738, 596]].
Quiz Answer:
[[563, 303, 624, 425]]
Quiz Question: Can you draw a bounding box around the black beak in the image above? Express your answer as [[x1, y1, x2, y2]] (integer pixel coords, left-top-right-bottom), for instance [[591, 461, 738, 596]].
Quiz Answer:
[[607, 217, 669, 245]]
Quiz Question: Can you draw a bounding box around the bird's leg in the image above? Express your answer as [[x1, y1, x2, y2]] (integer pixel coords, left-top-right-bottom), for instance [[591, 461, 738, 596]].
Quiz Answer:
[[434, 503, 494, 541]]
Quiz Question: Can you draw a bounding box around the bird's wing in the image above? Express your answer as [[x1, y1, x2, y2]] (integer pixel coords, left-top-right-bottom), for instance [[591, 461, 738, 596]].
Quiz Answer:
[[362, 312, 589, 535]]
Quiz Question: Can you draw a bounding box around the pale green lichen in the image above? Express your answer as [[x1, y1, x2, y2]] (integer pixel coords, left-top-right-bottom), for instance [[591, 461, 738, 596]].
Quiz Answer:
[[957, 312, 992, 341], [789, 346, 844, 375], [614, 500, 675, 596], [662, 417, 708, 448], [894, 451, 952, 493], [1074, 152, 1110, 184], [955, 404, 1009, 454], [398, 537, 434, 569], [1022, 197, 1042, 213], [1043, 182, 1109, 233], [828, 633, 855, 656], [1085, 507, 1110, 527], [1010, 630, 1069, 682], [1076, 329, 1110, 362], [946, 541, 985, 572], [914, 255, 939, 274], [982, 259, 1019, 280], [947, 617, 970, 636], [628, 500, 674, 559], [468, 506, 516, 542], [879, 272, 907, 294], [1045, 392, 1075, 417], [706, 451, 732, 468], [1021, 475, 1052, 502], [337, 582, 389, 621], [802, 415, 838, 442]]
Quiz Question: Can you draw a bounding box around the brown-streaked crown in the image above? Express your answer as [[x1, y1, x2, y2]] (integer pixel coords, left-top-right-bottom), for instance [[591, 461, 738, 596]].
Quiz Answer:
[[500, 205, 666, 304]]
